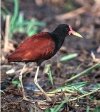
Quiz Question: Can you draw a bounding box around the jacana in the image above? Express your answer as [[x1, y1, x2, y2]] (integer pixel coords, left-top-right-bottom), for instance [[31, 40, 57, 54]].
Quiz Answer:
[[7, 24, 83, 101]]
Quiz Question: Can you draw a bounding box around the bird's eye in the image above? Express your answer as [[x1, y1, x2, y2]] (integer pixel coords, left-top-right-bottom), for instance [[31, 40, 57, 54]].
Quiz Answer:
[[66, 28, 70, 32]]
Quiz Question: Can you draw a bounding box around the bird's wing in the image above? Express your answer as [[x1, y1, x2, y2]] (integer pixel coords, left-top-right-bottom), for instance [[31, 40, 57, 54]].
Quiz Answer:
[[7, 32, 55, 62]]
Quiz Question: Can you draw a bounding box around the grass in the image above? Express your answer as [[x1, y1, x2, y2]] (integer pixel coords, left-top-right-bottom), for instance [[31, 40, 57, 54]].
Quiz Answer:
[[48, 82, 87, 94], [1, 0, 45, 38], [45, 62, 100, 111], [44, 64, 54, 86], [45, 100, 66, 112], [64, 62, 100, 83], [60, 53, 78, 62], [1, 1, 100, 111], [8, 53, 100, 111]]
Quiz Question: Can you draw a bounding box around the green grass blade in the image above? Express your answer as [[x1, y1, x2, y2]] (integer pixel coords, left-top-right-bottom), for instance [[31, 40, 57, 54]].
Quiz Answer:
[[86, 106, 90, 112], [45, 100, 66, 112], [12, 79, 20, 87], [64, 63, 100, 83], [17, 12, 24, 25], [60, 53, 78, 62], [48, 82, 87, 94], [44, 64, 54, 86], [54, 100, 66, 112], [10, 0, 19, 33], [93, 106, 100, 112]]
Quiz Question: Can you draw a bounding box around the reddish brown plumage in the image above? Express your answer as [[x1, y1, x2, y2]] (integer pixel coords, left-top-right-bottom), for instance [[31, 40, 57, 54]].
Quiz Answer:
[[7, 24, 82, 65], [7, 32, 55, 63]]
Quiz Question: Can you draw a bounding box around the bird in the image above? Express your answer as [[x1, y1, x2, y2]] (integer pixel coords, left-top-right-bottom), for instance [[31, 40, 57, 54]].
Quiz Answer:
[[7, 24, 83, 101]]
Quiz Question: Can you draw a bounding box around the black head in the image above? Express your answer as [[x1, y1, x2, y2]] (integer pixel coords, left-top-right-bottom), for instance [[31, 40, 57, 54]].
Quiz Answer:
[[52, 24, 83, 38], [52, 24, 70, 38], [50, 24, 83, 51]]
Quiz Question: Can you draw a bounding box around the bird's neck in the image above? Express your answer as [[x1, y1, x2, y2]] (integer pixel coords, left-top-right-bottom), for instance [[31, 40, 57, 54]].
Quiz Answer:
[[49, 32, 66, 51]]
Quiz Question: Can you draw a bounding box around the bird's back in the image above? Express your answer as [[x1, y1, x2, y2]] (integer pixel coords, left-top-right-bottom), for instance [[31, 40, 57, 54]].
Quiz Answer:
[[7, 32, 55, 62]]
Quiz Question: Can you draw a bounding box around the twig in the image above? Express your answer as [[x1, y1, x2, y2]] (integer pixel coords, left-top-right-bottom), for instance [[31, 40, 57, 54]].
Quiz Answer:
[[63, 63, 100, 84], [68, 89, 99, 102], [4, 15, 10, 52], [55, 7, 87, 21]]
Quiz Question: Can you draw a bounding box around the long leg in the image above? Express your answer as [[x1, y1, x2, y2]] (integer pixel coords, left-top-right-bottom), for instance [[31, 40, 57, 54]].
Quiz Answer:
[[19, 64, 28, 100], [34, 66, 51, 101]]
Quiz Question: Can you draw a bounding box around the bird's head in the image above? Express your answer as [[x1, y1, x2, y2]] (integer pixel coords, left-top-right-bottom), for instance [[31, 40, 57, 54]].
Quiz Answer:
[[53, 24, 83, 38]]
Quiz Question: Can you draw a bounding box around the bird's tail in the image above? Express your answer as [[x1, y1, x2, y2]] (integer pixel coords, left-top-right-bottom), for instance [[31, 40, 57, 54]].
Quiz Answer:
[[6, 52, 22, 62]]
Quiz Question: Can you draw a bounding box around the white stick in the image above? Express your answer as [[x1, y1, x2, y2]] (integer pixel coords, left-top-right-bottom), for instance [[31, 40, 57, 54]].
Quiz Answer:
[[4, 15, 10, 52]]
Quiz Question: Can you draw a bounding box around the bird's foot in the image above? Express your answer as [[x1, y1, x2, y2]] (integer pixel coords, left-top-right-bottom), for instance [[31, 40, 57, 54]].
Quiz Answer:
[[45, 95, 52, 102], [22, 95, 30, 101]]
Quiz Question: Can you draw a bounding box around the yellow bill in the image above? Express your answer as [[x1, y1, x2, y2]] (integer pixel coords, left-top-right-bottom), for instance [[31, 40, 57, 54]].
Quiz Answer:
[[71, 31, 83, 38], [68, 25, 83, 38]]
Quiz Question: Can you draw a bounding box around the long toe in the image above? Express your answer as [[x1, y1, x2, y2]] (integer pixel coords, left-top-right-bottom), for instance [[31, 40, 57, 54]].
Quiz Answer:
[[45, 95, 52, 102], [23, 95, 30, 101]]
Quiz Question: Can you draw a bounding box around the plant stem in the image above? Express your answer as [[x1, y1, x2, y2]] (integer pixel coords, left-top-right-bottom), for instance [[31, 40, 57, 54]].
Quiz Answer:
[[68, 89, 99, 102], [10, 0, 19, 33], [64, 63, 100, 84], [4, 15, 10, 52]]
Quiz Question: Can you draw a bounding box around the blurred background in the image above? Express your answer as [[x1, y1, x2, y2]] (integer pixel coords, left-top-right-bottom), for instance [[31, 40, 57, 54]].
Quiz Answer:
[[1, 0, 100, 112]]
